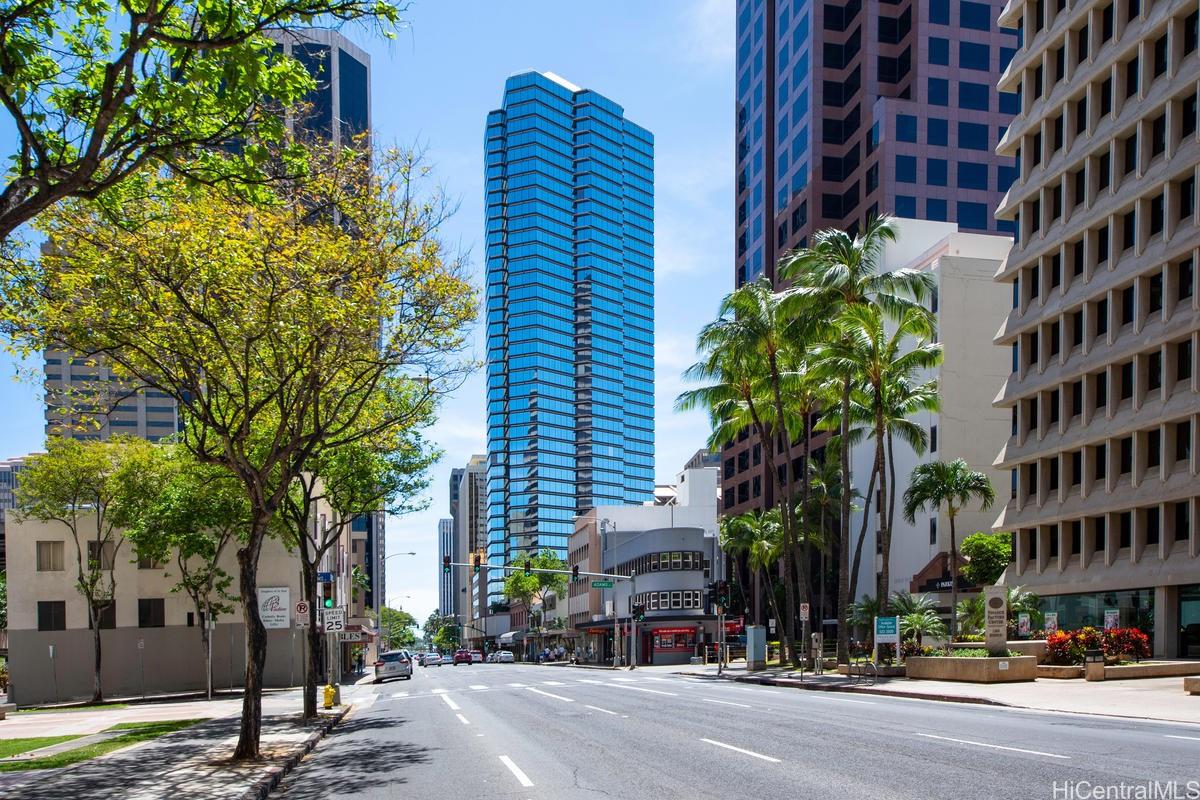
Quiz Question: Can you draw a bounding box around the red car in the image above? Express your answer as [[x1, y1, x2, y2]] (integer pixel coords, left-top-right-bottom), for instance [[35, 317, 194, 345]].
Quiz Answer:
[[452, 648, 473, 665]]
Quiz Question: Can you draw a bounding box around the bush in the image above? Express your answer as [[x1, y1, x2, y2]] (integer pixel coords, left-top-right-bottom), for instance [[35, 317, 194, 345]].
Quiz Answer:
[[926, 648, 1021, 658], [901, 640, 935, 660], [960, 532, 1012, 586], [1045, 627, 1148, 664]]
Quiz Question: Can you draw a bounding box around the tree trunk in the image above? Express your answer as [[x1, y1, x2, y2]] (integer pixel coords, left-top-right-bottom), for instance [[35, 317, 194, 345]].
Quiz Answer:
[[818, 512, 828, 629], [837, 376, 852, 665], [886, 430, 898, 542], [798, 411, 814, 666], [202, 600, 213, 702], [874, 408, 891, 612], [91, 607, 104, 704], [761, 569, 784, 657], [766, 350, 800, 667], [303, 560, 321, 720], [949, 511, 959, 651], [848, 464, 878, 606], [233, 519, 269, 760]]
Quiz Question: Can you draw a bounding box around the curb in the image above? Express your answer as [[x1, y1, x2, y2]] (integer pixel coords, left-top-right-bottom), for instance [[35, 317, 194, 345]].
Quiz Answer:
[[674, 671, 1011, 707], [239, 705, 349, 800]]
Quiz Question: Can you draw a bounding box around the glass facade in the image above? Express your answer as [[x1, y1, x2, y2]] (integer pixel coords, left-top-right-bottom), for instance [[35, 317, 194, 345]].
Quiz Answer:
[[1181, 585, 1200, 659], [1040, 588, 1155, 638], [484, 72, 655, 604]]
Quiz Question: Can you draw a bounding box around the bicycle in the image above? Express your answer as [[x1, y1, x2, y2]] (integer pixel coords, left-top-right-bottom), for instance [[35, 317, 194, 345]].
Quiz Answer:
[[848, 655, 877, 687]]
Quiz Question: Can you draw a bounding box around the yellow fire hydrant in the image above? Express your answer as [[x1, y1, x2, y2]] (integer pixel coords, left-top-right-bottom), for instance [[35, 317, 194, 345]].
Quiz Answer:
[[323, 684, 336, 709]]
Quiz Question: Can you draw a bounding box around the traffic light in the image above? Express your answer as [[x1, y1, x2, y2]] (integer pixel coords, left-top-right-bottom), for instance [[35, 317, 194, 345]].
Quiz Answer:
[[471, 552, 481, 574], [571, 564, 579, 581], [633, 603, 646, 622], [442, 555, 451, 574], [717, 580, 730, 607], [321, 582, 333, 608], [524, 560, 531, 576]]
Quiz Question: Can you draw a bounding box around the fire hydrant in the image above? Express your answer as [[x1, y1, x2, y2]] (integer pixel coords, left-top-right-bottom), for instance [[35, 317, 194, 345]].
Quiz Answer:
[[323, 684, 336, 709]]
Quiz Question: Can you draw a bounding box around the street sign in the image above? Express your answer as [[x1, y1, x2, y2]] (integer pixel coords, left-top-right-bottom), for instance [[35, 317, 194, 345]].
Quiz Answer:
[[322, 607, 346, 632], [295, 618, 308, 630], [257, 586, 290, 629], [591, 579, 614, 589], [294, 600, 309, 618], [317, 571, 333, 583], [137, 638, 145, 650], [337, 631, 365, 642], [799, 602, 810, 619]]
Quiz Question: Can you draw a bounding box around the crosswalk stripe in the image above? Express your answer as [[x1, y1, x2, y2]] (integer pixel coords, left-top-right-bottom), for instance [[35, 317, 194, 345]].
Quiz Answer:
[[469, 684, 487, 690]]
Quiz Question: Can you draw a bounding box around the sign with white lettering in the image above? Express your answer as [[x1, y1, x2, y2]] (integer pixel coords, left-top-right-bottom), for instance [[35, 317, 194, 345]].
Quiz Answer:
[[337, 631, 365, 642], [258, 587, 290, 629], [874, 616, 900, 644], [984, 585, 1008, 655]]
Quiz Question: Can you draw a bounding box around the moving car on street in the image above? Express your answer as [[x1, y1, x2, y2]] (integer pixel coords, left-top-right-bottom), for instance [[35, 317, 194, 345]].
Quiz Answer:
[[373, 651, 413, 683], [424, 653, 443, 666], [470, 650, 485, 663], [494, 650, 514, 663], [452, 648, 473, 665]]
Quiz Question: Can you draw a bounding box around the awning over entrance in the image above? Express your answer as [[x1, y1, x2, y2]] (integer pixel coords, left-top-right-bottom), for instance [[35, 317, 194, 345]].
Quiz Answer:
[[498, 630, 526, 645]]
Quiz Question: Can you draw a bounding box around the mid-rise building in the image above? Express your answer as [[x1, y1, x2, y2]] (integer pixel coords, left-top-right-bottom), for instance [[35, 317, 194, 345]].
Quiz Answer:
[[0, 455, 35, 572], [567, 466, 722, 665], [455, 455, 488, 623], [992, 0, 1199, 657], [437, 518, 455, 618], [846, 219, 1013, 609], [724, 0, 1021, 519], [484, 71, 655, 605]]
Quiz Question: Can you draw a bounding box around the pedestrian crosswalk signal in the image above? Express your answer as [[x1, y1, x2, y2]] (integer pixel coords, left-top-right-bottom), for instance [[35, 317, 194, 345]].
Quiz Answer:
[[442, 555, 451, 574]]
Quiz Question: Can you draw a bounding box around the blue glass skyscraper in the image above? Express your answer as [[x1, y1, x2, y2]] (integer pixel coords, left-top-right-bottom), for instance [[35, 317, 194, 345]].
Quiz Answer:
[[484, 71, 654, 604]]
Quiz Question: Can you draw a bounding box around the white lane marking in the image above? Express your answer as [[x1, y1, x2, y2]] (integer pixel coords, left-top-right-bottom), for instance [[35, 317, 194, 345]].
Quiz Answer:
[[542, 681, 566, 686], [441, 694, 461, 711], [499, 755, 535, 788], [701, 738, 781, 763], [703, 698, 752, 708], [915, 733, 1070, 759], [611, 677, 636, 682], [1165, 735, 1200, 742], [803, 694, 875, 705], [736, 687, 779, 694], [508, 682, 527, 688], [585, 704, 620, 716], [528, 687, 574, 703], [456, 713, 470, 725], [431, 688, 448, 694], [607, 683, 677, 696], [390, 691, 408, 698], [576, 679, 604, 684], [470, 685, 488, 690]]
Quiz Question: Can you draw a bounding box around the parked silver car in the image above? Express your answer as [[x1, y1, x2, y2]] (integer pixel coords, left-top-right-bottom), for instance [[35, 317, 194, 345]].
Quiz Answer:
[[373, 650, 413, 683]]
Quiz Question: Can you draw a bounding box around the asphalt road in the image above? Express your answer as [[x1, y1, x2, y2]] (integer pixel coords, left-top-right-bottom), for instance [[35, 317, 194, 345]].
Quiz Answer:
[[274, 663, 1200, 800]]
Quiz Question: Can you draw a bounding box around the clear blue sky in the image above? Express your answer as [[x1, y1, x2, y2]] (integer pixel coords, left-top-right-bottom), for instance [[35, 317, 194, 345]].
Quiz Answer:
[[0, 0, 735, 625]]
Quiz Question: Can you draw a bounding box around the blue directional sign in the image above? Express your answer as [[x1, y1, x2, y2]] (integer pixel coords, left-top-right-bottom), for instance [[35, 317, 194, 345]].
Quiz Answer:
[[317, 571, 333, 583]]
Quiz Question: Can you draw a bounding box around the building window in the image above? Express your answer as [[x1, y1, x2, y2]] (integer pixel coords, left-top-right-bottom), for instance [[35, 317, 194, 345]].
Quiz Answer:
[[928, 78, 949, 106], [928, 118, 948, 146], [959, 82, 990, 111], [926, 158, 948, 187], [138, 598, 166, 628], [137, 554, 163, 570], [89, 603, 116, 630], [958, 122, 989, 150], [957, 201, 989, 230], [36, 540, 65, 572], [930, 38, 950, 65], [930, 425, 938, 453], [87, 540, 115, 570], [960, 0, 992, 30], [958, 162, 987, 190], [929, 517, 937, 545], [930, 0, 950, 24], [37, 601, 66, 631], [896, 195, 917, 217], [896, 155, 917, 183], [927, 198, 948, 221]]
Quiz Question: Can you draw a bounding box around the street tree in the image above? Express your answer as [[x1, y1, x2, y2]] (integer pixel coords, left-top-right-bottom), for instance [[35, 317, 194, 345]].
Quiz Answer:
[[125, 445, 249, 700], [379, 606, 418, 651], [282, 425, 437, 720], [503, 551, 568, 615], [1, 145, 474, 758], [0, 0, 403, 242], [902, 459, 996, 645], [959, 531, 1014, 587], [14, 437, 165, 702]]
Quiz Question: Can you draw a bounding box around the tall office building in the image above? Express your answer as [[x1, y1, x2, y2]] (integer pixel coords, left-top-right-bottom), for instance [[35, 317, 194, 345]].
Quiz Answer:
[[484, 71, 655, 604], [455, 455, 489, 622], [993, 0, 1199, 657], [723, 0, 1021, 517], [438, 518, 455, 617], [42, 29, 371, 442]]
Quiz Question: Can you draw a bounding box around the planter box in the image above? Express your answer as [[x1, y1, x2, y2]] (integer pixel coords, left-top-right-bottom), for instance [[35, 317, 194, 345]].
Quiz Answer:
[[1186, 676, 1199, 695], [1103, 662, 1200, 680], [906, 655, 1037, 683], [952, 640, 1048, 663], [1037, 664, 1084, 679]]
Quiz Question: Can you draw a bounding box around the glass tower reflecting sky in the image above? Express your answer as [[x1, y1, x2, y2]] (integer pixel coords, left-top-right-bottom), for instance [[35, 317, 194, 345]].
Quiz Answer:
[[484, 71, 655, 604]]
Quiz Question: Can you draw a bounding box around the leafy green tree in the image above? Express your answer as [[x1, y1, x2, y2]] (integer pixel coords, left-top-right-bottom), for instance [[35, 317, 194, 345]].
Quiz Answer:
[[2, 146, 474, 758], [379, 606, 418, 651], [432, 625, 459, 652], [126, 446, 248, 700], [900, 610, 946, 645], [15, 437, 166, 702], [503, 551, 568, 613], [960, 531, 1014, 587], [422, 609, 443, 649], [781, 215, 935, 662], [0, 0, 402, 241], [888, 591, 938, 617], [902, 459, 996, 644], [720, 510, 785, 630]]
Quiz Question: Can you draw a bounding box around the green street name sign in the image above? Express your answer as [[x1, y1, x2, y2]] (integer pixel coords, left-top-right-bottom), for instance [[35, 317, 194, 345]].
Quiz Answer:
[[591, 580, 614, 589]]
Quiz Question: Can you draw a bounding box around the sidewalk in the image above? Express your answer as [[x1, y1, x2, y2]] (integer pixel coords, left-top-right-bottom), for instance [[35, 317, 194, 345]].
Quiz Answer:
[[0, 683, 373, 798], [673, 662, 1200, 724]]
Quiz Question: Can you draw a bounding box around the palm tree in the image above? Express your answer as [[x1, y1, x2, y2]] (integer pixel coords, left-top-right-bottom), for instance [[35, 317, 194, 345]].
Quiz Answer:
[[677, 281, 811, 664], [889, 591, 938, 617], [902, 459, 996, 645], [718, 514, 757, 622], [900, 610, 947, 646], [818, 303, 941, 612], [807, 455, 849, 627], [781, 215, 935, 662]]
